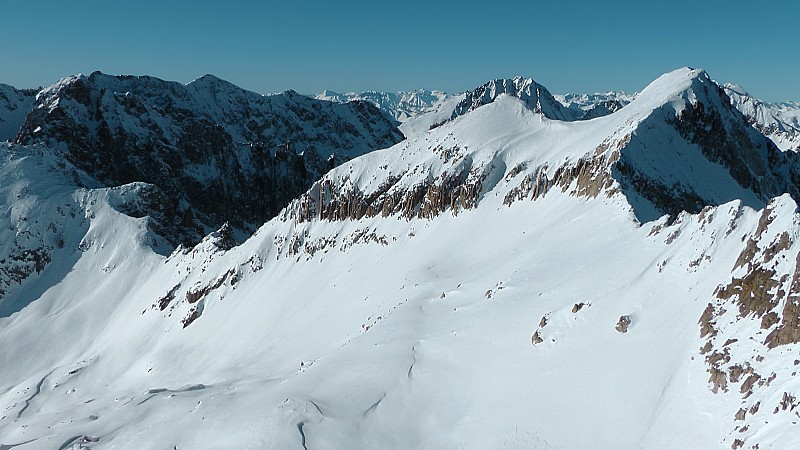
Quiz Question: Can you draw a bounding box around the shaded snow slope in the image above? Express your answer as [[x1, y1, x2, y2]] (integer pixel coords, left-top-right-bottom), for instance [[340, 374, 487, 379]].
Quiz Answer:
[[1, 68, 800, 449], [0, 142, 170, 309], [0, 84, 36, 141]]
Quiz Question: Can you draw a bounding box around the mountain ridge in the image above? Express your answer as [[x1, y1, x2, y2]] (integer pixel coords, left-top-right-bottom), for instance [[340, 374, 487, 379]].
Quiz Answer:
[[11, 70, 404, 247]]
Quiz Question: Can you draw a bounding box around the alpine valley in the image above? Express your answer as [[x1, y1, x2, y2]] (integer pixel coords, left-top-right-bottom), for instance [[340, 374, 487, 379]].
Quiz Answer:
[[1, 67, 800, 449]]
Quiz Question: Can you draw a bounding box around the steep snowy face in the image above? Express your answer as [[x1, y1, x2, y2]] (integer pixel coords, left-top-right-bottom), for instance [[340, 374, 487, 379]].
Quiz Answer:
[[0, 142, 171, 309], [613, 68, 800, 221], [446, 76, 580, 123], [0, 84, 36, 141], [723, 83, 800, 152], [14, 72, 404, 245]]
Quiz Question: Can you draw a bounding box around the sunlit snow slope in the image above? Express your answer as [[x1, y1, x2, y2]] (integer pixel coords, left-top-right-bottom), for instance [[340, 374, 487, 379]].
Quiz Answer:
[[1, 68, 800, 450]]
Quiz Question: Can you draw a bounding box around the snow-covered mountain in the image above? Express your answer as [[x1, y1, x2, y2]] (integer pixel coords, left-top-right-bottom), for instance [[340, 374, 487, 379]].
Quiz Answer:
[[724, 83, 800, 152], [1, 67, 800, 449], [8, 72, 403, 246]]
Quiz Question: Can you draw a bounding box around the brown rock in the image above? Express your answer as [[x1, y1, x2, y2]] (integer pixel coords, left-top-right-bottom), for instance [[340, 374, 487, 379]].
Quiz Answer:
[[615, 315, 631, 333]]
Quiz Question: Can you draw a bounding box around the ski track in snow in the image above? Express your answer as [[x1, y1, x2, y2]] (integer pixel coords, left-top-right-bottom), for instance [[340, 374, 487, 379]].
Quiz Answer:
[[16, 372, 52, 419]]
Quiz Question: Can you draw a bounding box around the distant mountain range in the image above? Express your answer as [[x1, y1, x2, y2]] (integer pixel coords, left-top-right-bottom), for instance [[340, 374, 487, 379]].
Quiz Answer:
[[723, 83, 800, 152]]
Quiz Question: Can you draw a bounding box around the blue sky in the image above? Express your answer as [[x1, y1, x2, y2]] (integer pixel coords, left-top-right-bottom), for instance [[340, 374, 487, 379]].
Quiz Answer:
[[1, 0, 797, 102]]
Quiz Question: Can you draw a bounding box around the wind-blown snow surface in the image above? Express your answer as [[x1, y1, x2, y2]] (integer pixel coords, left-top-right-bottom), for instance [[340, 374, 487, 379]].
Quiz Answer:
[[2, 68, 800, 449]]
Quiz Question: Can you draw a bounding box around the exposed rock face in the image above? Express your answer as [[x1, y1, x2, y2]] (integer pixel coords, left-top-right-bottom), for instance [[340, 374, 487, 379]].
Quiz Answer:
[[14, 72, 403, 245], [0, 144, 98, 306], [291, 152, 490, 223], [615, 315, 631, 333], [685, 195, 800, 447], [612, 73, 800, 223], [711, 199, 800, 350]]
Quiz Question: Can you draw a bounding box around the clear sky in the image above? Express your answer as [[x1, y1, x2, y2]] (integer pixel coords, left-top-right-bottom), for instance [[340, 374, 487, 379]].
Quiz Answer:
[[1, 0, 797, 102]]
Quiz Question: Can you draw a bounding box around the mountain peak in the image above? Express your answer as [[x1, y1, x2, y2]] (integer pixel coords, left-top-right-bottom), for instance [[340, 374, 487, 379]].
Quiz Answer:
[[192, 73, 225, 83], [185, 74, 243, 95], [449, 75, 576, 122]]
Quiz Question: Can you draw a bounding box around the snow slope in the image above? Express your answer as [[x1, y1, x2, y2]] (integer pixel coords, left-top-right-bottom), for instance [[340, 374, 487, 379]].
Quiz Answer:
[[0, 68, 799, 449]]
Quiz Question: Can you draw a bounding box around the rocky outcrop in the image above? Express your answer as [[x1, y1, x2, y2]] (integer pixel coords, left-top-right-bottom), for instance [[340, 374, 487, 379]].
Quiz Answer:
[[615, 315, 631, 333], [292, 157, 491, 223]]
